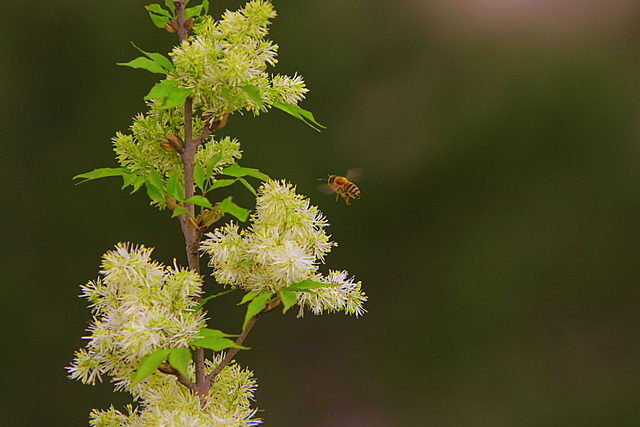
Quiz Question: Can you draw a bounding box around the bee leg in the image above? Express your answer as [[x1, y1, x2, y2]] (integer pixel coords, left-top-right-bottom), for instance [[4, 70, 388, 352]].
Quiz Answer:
[[335, 193, 339, 202], [344, 194, 351, 205]]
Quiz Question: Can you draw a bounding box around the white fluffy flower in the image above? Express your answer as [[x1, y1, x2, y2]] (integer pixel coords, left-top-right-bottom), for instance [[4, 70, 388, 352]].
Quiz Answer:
[[201, 181, 366, 316], [68, 243, 206, 387]]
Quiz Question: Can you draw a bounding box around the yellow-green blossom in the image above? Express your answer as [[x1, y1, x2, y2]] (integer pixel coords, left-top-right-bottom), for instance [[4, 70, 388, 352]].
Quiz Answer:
[[201, 180, 367, 316]]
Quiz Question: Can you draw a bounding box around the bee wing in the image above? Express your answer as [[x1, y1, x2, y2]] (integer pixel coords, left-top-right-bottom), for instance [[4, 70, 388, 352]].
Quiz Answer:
[[345, 168, 363, 182], [318, 183, 336, 195]]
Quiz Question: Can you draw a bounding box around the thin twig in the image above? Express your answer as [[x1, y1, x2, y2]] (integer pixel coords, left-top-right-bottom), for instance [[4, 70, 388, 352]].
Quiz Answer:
[[205, 314, 261, 382]]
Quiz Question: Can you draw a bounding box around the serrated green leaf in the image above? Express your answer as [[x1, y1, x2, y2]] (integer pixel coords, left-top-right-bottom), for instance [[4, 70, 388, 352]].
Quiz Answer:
[[205, 153, 223, 178], [273, 102, 325, 131], [210, 179, 236, 190], [160, 87, 193, 109], [145, 181, 164, 202], [164, 0, 176, 13], [168, 348, 191, 379], [191, 290, 235, 311], [218, 197, 251, 222], [185, 4, 203, 20], [74, 167, 129, 183], [280, 289, 297, 314], [144, 80, 177, 101], [185, 195, 212, 209], [243, 293, 271, 330], [130, 348, 171, 388], [117, 57, 166, 74], [240, 85, 263, 106], [166, 170, 184, 202], [194, 163, 205, 191], [237, 177, 256, 196]]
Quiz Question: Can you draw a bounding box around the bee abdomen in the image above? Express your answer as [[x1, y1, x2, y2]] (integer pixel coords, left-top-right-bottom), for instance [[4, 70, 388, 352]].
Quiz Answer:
[[345, 182, 360, 198]]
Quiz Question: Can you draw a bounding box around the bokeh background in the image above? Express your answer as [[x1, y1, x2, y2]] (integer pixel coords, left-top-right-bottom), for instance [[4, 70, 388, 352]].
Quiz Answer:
[[1, 0, 640, 425]]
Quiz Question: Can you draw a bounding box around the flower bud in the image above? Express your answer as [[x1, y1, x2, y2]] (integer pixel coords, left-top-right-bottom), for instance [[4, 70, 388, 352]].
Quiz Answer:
[[202, 207, 224, 228], [160, 142, 175, 152], [166, 134, 184, 152], [185, 18, 195, 32], [166, 196, 177, 210], [165, 19, 179, 33]]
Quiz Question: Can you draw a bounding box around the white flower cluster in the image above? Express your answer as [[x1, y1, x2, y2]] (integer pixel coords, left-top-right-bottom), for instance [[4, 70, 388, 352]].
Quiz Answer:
[[170, 0, 309, 117], [297, 270, 367, 317], [201, 180, 367, 316], [87, 355, 261, 427], [68, 243, 206, 388]]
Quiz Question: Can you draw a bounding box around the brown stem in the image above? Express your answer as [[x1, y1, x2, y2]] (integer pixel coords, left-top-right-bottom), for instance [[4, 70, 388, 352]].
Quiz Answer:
[[175, 0, 188, 42], [172, 0, 209, 406], [205, 314, 261, 383]]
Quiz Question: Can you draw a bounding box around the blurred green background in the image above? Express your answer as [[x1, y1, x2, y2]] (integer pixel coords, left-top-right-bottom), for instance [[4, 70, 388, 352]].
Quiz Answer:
[[1, 0, 640, 425]]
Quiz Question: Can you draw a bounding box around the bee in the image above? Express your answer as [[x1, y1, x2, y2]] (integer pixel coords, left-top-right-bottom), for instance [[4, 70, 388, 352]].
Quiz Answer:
[[319, 169, 361, 205]]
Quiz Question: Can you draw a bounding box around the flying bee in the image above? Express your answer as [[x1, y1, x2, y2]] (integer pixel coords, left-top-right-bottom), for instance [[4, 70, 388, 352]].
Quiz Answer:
[[319, 169, 361, 205]]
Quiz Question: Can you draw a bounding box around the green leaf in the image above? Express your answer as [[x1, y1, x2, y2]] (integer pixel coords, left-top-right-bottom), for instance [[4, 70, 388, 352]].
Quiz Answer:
[[222, 164, 270, 181], [189, 328, 244, 352], [117, 57, 166, 74], [164, 0, 176, 14], [185, 4, 203, 20], [194, 163, 205, 191], [185, 195, 213, 209], [280, 289, 297, 314], [237, 177, 256, 196], [171, 205, 189, 217], [243, 293, 271, 330], [273, 102, 326, 131], [122, 174, 145, 194], [202, 0, 210, 13], [131, 43, 174, 72], [240, 85, 263, 106], [210, 179, 236, 190], [146, 4, 172, 17], [166, 170, 184, 202], [144, 80, 177, 101], [147, 170, 164, 193], [148, 13, 171, 28], [130, 348, 171, 388], [194, 328, 238, 339], [238, 291, 260, 305], [205, 153, 223, 178], [191, 289, 235, 311], [145, 4, 172, 28], [285, 280, 343, 292], [218, 197, 251, 222], [74, 167, 129, 183], [191, 336, 249, 352], [145, 181, 164, 203], [168, 348, 191, 379], [159, 87, 193, 109]]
